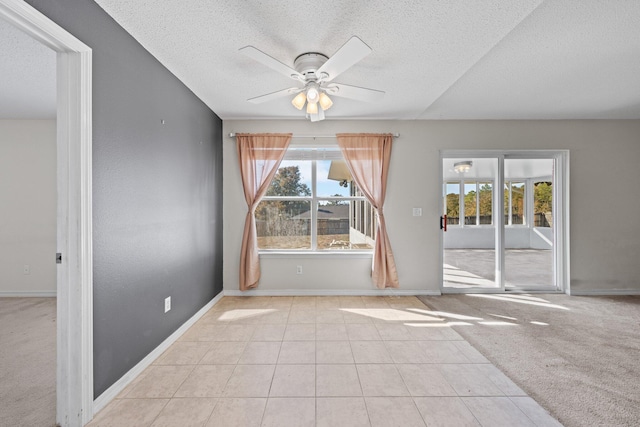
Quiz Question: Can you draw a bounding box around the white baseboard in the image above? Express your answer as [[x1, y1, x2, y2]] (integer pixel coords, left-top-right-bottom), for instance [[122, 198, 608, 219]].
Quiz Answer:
[[568, 289, 640, 296], [223, 289, 441, 296], [93, 292, 224, 414], [0, 291, 56, 297]]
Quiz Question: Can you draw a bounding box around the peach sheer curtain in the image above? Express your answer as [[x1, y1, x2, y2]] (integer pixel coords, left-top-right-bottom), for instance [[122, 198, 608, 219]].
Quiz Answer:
[[237, 133, 292, 290], [336, 133, 399, 288]]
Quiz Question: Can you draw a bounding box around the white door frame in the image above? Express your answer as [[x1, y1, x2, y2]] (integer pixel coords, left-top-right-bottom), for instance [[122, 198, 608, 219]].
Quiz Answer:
[[440, 150, 570, 294], [0, 1, 93, 426]]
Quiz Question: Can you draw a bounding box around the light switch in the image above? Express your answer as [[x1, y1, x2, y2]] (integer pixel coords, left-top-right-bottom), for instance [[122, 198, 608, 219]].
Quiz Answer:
[[412, 208, 422, 217]]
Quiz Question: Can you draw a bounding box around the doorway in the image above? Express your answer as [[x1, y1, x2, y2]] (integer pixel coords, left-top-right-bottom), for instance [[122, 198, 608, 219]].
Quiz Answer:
[[440, 151, 568, 293], [0, 13, 58, 425], [0, 1, 93, 425]]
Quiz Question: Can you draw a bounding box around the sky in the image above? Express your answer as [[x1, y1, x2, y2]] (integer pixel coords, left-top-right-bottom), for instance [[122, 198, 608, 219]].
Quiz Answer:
[[278, 159, 350, 197]]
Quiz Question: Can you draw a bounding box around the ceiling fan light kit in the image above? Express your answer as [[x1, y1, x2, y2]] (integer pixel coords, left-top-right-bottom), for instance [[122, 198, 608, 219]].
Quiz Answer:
[[293, 81, 333, 115], [291, 92, 306, 110], [240, 36, 385, 122], [306, 101, 318, 114], [306, 84, 319, 102], [318, 92, 333, 110]]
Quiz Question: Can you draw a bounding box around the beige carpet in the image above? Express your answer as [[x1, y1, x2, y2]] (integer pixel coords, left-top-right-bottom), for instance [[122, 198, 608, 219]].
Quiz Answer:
[[0, 297, 57, 427], [419, 294, 640, 427]]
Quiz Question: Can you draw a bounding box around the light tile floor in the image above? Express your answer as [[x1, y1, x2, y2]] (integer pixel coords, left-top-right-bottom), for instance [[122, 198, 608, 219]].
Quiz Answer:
[[88, 296, 562, 427]]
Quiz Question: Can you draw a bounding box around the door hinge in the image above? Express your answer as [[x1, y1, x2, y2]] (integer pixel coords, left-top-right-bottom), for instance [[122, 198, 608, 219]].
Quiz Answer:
[[56, 253, 62, 264]]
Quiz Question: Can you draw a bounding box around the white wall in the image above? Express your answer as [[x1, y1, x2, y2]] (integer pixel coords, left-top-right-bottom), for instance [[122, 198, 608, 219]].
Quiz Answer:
[[444, 227, 552, 249], [223, 120, 640, 295], [0, 120, 56, 295]]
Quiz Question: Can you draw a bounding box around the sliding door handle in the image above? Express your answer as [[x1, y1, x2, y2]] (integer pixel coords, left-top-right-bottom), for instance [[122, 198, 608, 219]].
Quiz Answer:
[[440, 215, 447, 232]]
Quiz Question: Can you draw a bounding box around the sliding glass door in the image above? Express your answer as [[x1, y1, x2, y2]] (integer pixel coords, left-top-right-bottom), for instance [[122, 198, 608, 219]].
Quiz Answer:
[[503, 158, 556, 291], [442, 157, 501, 291], [441, 152, 566, 293]]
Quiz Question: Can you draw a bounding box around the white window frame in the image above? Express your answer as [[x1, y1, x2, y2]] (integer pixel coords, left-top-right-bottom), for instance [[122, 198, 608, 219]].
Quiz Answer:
[[258, 144, 373, 253]]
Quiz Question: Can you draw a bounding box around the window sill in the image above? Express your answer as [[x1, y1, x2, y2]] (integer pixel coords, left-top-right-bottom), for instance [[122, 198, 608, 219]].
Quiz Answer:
[[259, 251, 373, 259]]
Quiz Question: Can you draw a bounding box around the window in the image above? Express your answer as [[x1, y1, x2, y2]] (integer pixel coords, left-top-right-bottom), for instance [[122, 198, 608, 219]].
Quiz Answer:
[[445, 181, 493, 225], [444, 182, 460, 225], [504, 181, 525, 225], [446, 178, 554, 227], [463, 182, 477, 225], [478, 182, 493, 224], [534, 181, 552, 227], [256, 147, 375, 251]]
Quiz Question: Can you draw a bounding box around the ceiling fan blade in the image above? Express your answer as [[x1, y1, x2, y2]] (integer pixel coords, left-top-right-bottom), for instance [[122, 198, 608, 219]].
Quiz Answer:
[[326, 83, 385, 102], [239, 46, 303, 80], [316, 36, 372, 82], [248, 87, 300, 104]]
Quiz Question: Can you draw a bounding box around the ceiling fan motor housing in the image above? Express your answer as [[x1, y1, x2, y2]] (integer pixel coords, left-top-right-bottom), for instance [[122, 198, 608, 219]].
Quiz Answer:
[[293, 52, 328, 80]]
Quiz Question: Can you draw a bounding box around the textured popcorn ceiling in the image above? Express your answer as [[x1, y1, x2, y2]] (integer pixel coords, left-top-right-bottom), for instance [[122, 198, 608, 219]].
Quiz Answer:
[[4, 0, 640, 120]]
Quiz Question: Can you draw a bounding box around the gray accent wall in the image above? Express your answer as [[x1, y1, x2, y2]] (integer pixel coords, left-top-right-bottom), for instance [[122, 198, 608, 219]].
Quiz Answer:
[[26, 0, 223, 397]]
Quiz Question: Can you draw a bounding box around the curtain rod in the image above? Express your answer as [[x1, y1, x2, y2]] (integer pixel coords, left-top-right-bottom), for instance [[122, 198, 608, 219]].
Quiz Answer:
[[228, 133, 399, 139]]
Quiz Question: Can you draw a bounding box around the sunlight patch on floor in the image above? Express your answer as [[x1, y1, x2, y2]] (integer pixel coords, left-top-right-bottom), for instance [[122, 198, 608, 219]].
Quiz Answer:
[[445, 321, 475, 326], [340, 308, 442, 322], [467, 294, 570, 310], [409, 308, 483, 321], [478, 321, 518, 326], [216, 308, 277, 321], [444, 273, 497, 288], [488, 313, 518, 321], [419, 299, 554, 328], [403, 321, 474, 327]]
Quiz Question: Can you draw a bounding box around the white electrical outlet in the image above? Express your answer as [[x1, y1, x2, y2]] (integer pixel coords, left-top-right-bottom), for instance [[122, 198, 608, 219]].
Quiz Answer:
[[296, 265, 303, 275], [23, 264, 30, 275], [412, 207, 422, 217], [164, 296, 171, 313]]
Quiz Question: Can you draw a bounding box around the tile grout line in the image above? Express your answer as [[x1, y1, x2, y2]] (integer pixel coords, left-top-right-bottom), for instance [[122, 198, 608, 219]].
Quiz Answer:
[[91, 296, 553, 426]]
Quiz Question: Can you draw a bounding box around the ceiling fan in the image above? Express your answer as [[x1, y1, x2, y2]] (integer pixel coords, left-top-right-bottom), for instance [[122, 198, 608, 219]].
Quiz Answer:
[[240, 36, 385, 122]]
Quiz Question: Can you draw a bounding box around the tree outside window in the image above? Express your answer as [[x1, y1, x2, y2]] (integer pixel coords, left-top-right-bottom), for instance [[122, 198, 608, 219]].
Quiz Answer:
[[504, 182, 525, 225], [256, 151, 375, 251], [534, 181, 552, 227], [446, 179, 552, 228], [478, 183, 492, 224], [445, 182, 460, 225]]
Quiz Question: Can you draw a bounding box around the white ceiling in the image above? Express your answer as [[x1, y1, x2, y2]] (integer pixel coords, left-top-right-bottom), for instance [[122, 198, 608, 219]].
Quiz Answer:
[[443, 158, 553, 181], [3, 1, 640, 121], [0, 17, 56, 119]]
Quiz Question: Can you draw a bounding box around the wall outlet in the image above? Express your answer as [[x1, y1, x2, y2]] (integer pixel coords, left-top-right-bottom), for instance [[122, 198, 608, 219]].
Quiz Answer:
[[296, 265, 303, 275], [164, 296, 171, 313], [412, 207, 422, 217], [23, 264, 30, 275]]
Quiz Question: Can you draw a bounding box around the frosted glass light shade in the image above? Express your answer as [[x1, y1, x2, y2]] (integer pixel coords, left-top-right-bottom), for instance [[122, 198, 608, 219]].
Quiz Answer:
[[319, 92, 333, 110], [306, 101, 318, 114], [291, 92, 306, 110]]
